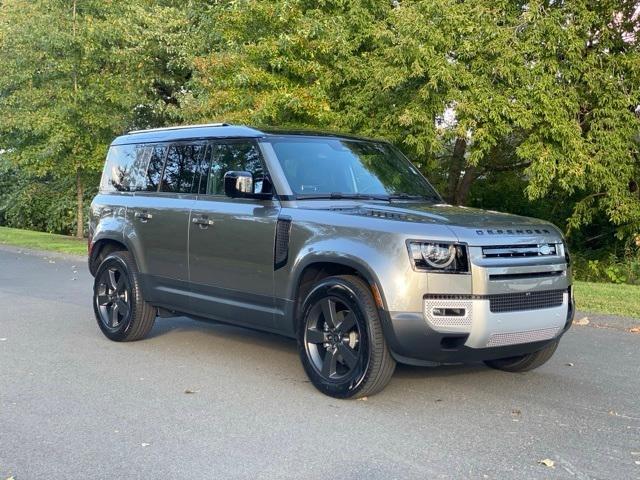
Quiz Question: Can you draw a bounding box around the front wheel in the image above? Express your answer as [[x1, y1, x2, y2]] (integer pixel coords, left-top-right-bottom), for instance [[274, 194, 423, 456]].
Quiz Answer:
[[297, 275, 396, 399], [484, 339, 559, 372]]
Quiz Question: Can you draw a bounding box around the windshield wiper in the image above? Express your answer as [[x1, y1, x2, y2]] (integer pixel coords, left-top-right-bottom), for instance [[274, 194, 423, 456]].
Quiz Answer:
[[296, 193, 391, 201]]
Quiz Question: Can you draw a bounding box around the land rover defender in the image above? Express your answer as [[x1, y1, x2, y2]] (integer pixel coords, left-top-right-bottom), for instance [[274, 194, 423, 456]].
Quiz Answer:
[[89, 123, 574, 398]]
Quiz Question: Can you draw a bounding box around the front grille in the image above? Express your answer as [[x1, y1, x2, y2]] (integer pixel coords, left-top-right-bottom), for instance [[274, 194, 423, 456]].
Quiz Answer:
[[489, 289, 565, 313], [482, 244, 558, 258], [489, 270, 564, 281], [486, 327, 560, 347]]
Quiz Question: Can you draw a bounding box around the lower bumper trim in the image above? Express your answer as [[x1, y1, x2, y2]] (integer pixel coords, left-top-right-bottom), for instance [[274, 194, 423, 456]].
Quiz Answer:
[[486, 327, 560, 347]]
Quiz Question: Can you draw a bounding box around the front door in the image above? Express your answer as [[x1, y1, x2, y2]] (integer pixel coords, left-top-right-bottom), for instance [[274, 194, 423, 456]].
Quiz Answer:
[[188, 139, 280, 329]]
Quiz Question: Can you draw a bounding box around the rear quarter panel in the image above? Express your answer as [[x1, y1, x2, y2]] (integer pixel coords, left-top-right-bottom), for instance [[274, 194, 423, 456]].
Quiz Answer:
[[90, 192, 147, 272]]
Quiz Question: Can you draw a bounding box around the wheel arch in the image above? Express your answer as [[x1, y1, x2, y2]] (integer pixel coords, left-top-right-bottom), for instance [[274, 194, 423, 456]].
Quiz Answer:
[[289, 255, 388, 335], [89, 237, 130, 277]]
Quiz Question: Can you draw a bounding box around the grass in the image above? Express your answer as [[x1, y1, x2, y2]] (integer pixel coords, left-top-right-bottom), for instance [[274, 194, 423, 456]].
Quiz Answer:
[[0, 226, 86, 255], [0, 225, 638, 318], [573, 281, 640, 319]]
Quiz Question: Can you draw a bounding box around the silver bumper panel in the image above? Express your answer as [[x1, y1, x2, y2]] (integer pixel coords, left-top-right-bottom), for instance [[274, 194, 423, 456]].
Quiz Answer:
[[424, 293, 568, 348]]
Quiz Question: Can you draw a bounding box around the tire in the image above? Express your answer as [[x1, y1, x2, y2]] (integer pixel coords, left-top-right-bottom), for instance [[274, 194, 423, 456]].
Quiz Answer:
[[92, 250, 156, 342], [297, 275, 396, 399], [484, 339, 559, 372]]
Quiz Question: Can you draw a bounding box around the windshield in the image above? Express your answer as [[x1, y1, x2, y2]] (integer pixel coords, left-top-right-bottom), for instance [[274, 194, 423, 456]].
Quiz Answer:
[[266, 136, 441, 200]]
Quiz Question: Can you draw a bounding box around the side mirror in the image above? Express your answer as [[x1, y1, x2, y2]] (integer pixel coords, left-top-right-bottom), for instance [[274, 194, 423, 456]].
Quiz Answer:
[[224, 171, 254, 198]]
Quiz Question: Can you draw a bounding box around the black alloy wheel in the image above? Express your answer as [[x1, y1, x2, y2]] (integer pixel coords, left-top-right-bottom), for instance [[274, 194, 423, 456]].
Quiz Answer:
[[298, 275, 396, 399], [92, 250, 156, 342], [95, 265, 131, 331], [304, 296, 364, 382]]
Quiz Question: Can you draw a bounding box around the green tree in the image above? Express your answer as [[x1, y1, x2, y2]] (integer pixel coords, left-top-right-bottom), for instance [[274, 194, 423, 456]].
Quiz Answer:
[[0, 0, 192, 236], [183, 0, 640, 240]]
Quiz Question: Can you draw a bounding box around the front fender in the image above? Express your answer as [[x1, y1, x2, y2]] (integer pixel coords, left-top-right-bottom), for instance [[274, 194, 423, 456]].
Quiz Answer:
[[287, 240, 390, 310]]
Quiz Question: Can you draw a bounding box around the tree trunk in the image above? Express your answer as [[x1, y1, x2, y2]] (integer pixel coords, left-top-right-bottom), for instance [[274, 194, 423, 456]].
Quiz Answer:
[[76, 170, 84, 238], [453, 164, 479, 205], [445, 137, 467, 203], [72, 1, 83, 239]]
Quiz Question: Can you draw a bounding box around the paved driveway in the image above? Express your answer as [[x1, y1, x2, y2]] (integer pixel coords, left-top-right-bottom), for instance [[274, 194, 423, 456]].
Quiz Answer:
[[0, 247, 638, 479]]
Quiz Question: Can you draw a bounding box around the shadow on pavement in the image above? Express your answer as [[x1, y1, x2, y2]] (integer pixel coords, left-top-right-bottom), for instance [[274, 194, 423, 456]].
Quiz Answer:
[[147, 314, 490, 379]]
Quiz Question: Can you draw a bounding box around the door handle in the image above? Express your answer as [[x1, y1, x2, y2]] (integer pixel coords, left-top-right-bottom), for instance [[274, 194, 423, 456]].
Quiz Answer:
[[134, 211, 153, 222], [192, 217, 214, 227]]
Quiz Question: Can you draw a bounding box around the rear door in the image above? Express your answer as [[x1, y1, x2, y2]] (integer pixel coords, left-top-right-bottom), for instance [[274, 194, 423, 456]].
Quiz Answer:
[[188, 139, 280, 329], [128, 142, 206, 312]]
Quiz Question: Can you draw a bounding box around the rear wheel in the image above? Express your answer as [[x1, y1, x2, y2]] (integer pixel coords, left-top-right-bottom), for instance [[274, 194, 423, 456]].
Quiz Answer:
[[297, 275, 396, 399], [93, 251, 156, 342], [484, 339, 559, 372]]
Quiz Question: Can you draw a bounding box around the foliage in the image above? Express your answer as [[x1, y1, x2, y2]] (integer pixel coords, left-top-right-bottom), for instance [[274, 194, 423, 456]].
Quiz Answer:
[[0, 0, 192, 236], [572, 249, 640, 285], [0, 0, 638, 269], [184, 0, 640, 238], [0, 157, 97, 235]]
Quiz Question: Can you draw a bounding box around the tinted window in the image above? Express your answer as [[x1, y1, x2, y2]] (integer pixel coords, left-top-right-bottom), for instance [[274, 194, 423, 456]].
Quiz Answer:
[[145, 145, 167, 192], [206, 141, 264, 195], [160, 143, 206, 193], [193, 144, 210, 195], [100, 144, 170, 192], [100, 145, 136, 192], [128, 146, 153, 191]]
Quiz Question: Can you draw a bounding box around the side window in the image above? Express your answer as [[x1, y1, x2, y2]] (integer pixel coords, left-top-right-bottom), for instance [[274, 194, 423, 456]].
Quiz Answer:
[[100, 145, 136, 192], [207, 141, 265, 195], [194, 144, 211, 195], [145, 145, 167, 192], [128, 146, 152, 191], [160, 143, 205, 193]]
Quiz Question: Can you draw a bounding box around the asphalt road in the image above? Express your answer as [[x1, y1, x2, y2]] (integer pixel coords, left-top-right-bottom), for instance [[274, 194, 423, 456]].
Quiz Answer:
[[1, 246, 638, 480]]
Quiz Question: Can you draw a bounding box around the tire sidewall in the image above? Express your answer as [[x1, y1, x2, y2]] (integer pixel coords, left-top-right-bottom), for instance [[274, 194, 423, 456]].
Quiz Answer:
[[93, 253, 136, 341], [297, 277, 373, 399], [485, 339, 559, 372]]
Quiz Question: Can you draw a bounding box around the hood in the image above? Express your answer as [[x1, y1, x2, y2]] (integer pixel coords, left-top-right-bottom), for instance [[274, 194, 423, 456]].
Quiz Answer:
[[319, 201, 563, 245]]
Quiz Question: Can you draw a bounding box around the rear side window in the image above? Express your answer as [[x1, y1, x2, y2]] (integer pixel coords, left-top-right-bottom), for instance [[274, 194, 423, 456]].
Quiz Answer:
[[100, 145, 136, 192], [206, 141, 264, 195], [100, 143, 168, 192], [160, 143, 206, 193]]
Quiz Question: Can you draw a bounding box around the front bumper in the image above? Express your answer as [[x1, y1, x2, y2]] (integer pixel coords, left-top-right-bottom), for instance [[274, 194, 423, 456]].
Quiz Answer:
[[381, 289, 575, 366]]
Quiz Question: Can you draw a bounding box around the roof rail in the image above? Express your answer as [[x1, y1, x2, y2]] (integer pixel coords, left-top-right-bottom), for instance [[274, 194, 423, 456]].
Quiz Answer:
[[128, 123, 231, 134]]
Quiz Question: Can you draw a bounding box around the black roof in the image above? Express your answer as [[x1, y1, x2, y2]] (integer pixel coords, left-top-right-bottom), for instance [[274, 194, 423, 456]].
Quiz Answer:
[[110, 123, 381, 146]]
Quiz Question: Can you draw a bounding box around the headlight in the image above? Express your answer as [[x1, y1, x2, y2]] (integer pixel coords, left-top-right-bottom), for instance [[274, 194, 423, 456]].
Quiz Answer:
[[408, 241, 469, 273]]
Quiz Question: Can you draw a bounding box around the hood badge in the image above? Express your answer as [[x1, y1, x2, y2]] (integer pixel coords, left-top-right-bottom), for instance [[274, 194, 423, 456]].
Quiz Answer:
[[476, 228, 551, 235]]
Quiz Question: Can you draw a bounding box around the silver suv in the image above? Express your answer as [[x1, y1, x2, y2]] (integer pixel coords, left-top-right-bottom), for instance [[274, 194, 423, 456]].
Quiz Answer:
[[89, 123, 574, 398]]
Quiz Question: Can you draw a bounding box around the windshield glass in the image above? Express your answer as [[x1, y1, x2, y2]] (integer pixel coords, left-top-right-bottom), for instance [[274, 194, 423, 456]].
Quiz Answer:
[[266, 136, 440, 200]]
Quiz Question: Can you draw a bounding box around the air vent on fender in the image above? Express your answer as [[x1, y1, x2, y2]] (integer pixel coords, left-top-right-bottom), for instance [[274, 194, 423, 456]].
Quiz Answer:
[[274, 217, 292, 270]]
